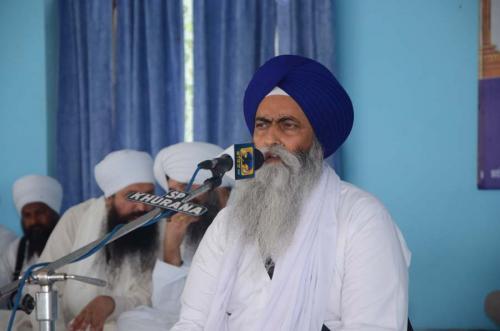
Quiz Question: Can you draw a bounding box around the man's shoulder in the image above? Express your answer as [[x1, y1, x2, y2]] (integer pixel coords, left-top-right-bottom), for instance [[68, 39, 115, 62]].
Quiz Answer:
[[339, 181, 386, 210], [337, 181, 411, 267], [0, 225, 17, 242], [5, 237, 21, 253], [63, 197, 104, 217], [337, 181, 393, 230], [0, 238, 21, 265], [57, 197, 106, 231]]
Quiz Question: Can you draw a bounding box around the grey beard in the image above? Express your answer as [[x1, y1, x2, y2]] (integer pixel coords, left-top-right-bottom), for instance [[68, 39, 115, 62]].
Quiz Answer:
[[228, 138, 324, 260]]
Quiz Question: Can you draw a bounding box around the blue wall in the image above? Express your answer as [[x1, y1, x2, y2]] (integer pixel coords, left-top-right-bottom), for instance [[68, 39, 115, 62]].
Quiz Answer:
[[335, 0, 500, 329], [2, 0, 499, 328], [0, 0, 56, 235]]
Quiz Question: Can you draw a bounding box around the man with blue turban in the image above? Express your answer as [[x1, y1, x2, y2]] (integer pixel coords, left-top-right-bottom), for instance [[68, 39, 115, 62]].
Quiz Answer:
[[172, 55, 411, 331]]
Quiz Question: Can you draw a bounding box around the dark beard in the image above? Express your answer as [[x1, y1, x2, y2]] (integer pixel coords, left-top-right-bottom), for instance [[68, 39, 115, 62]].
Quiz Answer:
[[104, 205, 159, 272], [184, 190, 222, 248], [23, 211, 59, 260]]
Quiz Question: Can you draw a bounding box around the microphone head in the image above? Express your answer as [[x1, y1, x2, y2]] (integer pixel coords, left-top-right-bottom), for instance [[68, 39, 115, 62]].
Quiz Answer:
[[220, 143, 264, 180], [216, 154, 234, 174]]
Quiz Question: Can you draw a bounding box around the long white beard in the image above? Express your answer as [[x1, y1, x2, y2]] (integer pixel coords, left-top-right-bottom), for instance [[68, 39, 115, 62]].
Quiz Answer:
[[228, 139, 324, 260]]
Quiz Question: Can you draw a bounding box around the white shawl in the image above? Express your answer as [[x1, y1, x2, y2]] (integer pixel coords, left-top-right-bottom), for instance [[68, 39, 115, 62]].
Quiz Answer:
[[205, 164, 340, 330]]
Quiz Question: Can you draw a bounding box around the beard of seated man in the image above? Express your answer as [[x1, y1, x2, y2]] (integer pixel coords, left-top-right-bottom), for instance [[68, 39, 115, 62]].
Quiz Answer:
[[22, 210, 59, 260], [184, 190, 222, 248], [104, 204, 159, 273], [229, 137, 324, 261]]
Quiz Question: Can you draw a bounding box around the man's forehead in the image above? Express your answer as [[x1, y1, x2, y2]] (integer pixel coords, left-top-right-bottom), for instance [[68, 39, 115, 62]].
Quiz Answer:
[[120, 182, 155, 193], [255, 95, 311, 125], [257, 95, 305, 113], [22, 202, 51, 213]]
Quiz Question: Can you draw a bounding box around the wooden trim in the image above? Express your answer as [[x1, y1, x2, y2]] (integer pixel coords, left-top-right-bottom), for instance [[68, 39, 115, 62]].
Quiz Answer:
[[480, 0, 500, 78]]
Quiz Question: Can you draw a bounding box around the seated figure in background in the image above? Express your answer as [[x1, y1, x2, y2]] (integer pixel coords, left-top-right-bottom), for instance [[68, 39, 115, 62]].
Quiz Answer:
[[117, 142, 232, 331], [0, 175, 62, 308], [19, 150, 160, 330]]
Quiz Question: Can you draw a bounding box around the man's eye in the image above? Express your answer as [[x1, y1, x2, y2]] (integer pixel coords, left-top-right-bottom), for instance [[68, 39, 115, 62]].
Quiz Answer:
[[255, 122, 268, 129], [281, 121, 298, 130]]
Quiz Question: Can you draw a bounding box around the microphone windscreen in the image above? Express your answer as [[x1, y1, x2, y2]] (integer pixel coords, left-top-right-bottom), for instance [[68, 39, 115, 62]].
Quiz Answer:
[[253, 148, 264, 171], [219, 143, 264, 180]]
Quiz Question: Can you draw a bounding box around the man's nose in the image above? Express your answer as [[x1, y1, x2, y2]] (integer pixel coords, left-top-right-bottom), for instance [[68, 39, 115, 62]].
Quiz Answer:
[[24, 214, 41, 228], [24, 216, 35, 228], [262, 126, 282, 147], [134, 201, 150, 212]]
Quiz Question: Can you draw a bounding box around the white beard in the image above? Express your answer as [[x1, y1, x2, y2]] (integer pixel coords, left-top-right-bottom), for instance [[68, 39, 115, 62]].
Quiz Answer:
[[228, 139, 324, 260]]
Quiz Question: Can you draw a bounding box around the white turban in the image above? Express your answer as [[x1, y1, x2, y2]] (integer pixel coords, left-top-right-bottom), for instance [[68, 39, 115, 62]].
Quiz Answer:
[[94, 150, 155, 197], [12, 175, 63, 214], [154, 142, 233, 192]]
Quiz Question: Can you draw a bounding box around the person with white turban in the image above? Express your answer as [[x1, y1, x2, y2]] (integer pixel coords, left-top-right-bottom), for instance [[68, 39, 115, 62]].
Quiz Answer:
[[117, 142, 232, 331], [0, 175, 62, 308], [18, 150, 159, 331], [171, 55, 411, 331]]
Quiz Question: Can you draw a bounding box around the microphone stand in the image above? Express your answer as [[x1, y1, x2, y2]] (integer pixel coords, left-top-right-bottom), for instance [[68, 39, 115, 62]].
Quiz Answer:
[[0, 174, 224, 331]]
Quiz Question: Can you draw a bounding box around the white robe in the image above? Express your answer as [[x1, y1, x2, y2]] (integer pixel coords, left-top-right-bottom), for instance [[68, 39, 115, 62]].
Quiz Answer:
[[0, 226, 22, 289], [116, 237, 197, 330], [17, 197, 162, 330], [0, 237, 37, 309], [172, 180, 411, 331], [0, 225, 17, 252]]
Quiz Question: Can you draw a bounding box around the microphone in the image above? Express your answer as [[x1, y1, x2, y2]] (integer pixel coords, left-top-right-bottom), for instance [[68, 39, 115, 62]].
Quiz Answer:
[[197, 143, 264, 180], [197, 154, 233, 174]]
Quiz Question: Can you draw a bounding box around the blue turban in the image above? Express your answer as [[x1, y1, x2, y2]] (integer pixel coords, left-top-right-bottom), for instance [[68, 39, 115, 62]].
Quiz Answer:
[[243, 55, 354, 158]]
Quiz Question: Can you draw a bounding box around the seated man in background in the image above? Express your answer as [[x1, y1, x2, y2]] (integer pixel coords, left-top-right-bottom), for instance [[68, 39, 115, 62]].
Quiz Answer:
[[19, 150, 160, 330], [117, 142, 232, 331], [172, 55, 411, 331], [0, 175, 62, 308]]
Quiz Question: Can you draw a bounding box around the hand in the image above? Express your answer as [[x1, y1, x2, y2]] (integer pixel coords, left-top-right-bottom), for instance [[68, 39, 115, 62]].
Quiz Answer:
[[69, 295, 115, 331], [164, 213, 199, 266]]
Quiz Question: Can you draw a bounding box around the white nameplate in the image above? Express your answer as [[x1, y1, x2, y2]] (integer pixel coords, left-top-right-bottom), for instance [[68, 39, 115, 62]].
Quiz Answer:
[[127, 191, 207, 217]]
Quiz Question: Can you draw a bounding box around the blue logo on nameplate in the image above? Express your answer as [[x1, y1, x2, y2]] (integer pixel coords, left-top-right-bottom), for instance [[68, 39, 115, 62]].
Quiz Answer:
[[234, 143, 256, 180]]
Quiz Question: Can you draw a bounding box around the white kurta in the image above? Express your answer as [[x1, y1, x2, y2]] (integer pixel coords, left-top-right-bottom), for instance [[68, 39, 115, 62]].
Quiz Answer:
[[172, 181, 411, 331], [0, 237, 37, 309], [116, 238, 197, 330], [0, 225, 17, 253], [0, 227, 22, 288], [18, 197, 161, 330]]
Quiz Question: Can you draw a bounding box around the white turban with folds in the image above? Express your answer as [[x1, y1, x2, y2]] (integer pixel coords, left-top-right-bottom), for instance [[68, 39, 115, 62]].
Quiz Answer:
[[12, 175, 63, 214], [94, 150, 155, 197], [154, 142, 233, 192]]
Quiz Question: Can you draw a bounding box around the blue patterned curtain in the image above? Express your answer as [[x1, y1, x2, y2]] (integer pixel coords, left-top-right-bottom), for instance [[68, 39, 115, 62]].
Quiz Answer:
[[115, 0, 184, 154], [192, 0, 340, 171], [57, 0, 113, 210], [193, 0, 276, 148], [57, 0, 184, 210], [276, 0, 341, 171]]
